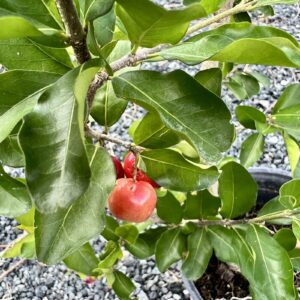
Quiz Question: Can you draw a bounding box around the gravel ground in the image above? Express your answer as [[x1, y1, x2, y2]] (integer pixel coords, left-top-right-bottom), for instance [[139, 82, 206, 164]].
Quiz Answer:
[[0, 2, 300, 300]]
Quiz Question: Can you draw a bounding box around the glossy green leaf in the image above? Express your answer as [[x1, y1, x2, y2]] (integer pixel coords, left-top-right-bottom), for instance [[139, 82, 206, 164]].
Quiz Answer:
[[98, 241, 123, 270], [235, 105, 267, 130], [91, 81, 127, 127], [194, 68, 222, 96], [272, 84, 300, 140], [157, 192, 183, 224], [112, 271, 135, 300], [174, 140, 199, 161], [161, 22, 300, 67], [285, 135, 300, 178], [181, 228, 213, 280], [140, 149, 219, 191], [0, 166, 31, 218], [64, 243, 99, 276], [199, 0, 226, 14], [115, 224, 139, 244], [20, 66, 96, 213], [279, 179, 300, 209], [34, 146, 115, 264], [0, 70, 60, 143], [125, 227, 166, 259], [133, 112, 180, 149], [274, 228, 296, 251], [155, 228, 186, 272], [83, 0, 114, 21], [219, 161, 257, 218], [240, 133, 264, 168], [101, 216, 120, 242], [183, 190, 221, 219], [115, 0, 206, 47], [113, 70, 234, 162], [293, 219, 300, 241], [289, 248, 300, 271], [0, 38, 73, 74], [250, 71, 270, 88], [0, 123, 24, 167], [255, 0, 299, 6], [1, 233, 34, 258], [0, 0, 62, 29]]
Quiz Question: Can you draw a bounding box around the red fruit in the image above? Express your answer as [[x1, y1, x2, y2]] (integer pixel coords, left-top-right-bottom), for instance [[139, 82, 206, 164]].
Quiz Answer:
[[108, 178, 157, 223], [123, 152, 160, 188], [84, 277, 95, 285], [112, 156, 124, 179]]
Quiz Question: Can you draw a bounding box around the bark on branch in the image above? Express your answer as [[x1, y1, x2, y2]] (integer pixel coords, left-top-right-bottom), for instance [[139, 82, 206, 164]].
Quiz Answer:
[[56, 0, 91, 64]]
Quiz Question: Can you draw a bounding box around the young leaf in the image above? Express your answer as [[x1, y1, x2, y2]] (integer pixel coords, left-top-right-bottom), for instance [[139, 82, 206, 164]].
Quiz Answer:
[[157, 192, 183, 224], [19, 66, 96, 213], [181, 228, 213, 280], [115, 224, 139, 244], [98, 241, 123, 269], [272, 84, 300, 140], [289, 248, 300, 271], [292, 219, 300, 241], [112, 70, 234, 162], [101, 216, 120, 242], [0, 70, 60, 143], [140, 149, 219, 191], [284, 134, 300, 178], [34, 145, 115, 264], [219, 161, 257, 218], [112, 271, 135, 300], [91, 81, 128, 127], [0, 165, 31, 218], [240, 133, 264, 168], [160, 22, 300, 67], [155, 228, 186, 272], [194, 68, 222, 96], [235, 105, 267, 130], [115, 0, 206, 47], [274, 228, 297, 251], [279, 179, 300, 209], [64, 243, 99, 276], [183, 190, 221, 220], [83, 0, 114, 21], [133, 112, 180, 149]]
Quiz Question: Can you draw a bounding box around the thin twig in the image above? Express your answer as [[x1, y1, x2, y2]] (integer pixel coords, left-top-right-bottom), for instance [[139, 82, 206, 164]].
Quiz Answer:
[[0, 259, 26, 282], [55, 0, 91, 64], [85, 126, 145, 153]]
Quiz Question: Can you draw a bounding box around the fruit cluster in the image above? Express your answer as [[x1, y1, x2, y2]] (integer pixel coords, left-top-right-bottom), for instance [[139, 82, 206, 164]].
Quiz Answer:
[[109, 152, 159, 223]]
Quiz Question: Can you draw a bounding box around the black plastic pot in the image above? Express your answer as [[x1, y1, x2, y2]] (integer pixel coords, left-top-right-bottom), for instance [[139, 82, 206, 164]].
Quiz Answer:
[[183, 167, 292, 300]]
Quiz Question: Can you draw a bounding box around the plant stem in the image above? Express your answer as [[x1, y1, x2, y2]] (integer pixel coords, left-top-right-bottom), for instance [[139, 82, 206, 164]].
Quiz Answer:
[[85, 126, 145, 153], [55, 0, 91, 64]]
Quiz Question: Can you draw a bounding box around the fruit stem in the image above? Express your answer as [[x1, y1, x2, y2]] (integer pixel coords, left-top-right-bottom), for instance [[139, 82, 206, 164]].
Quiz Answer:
[[133, 152, 140, 182]]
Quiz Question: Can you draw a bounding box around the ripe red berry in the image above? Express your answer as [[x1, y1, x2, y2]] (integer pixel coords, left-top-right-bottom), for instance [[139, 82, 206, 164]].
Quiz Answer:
[[111, 156, 125, 179], [123, 152, 160, 188], [108, 178, 157, 223], [84, 277, 95, 285]]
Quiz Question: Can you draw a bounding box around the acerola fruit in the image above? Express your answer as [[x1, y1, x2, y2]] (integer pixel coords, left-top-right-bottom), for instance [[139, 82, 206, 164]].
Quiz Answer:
[[123, 152, 160, 188], [108, 178, 157, 223], [112, 156, 125, 179], [84, 277, 95, 285]]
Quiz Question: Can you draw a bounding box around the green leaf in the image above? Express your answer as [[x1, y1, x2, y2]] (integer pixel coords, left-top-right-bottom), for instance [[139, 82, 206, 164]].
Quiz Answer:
[[284, 134, 300, 178], [272, 84, 300, 140], [293, 219, 300, 241], [199, 0, 226, 14], [0, 70, 60, 143], [194, 68, 222, 96], [112, 70, 234, 162], [183, 190, 221, 219], [219, 161, 257, 218], [91, 81, 127, 127], [115, 0, 206, 47], [155, 228, 186, 272], [19, 66, 96, 213], [125, 227, 166, 259], [34, 145, 115, 264], [101, 216, 120, 242], [140, 149, 219, 191], [133, 112, 180, 149], [274, 228, 296, 251], [235, 105, 267, 130], [245, 224, 296, 300], [255, 0, 299, 6], [181, 228, 213, 280], [83, 0, 114, 21], [64, 243, 99, 276], [112, 271, 135, 300], [0, 165, 31, 218], [0, 0, 62, 29], [279, 179, 300, 209], [240, 133, 264, 168], [250, 71, 270, 88], [157, 192, 183, 224], [115, 224, 139, 244], [289, 248, 300, 271], [0, 123, 24, 167], [2, 233, 35, 258], [98, 241, 123, 270], [0, 38, 73, 74], [161, 22, 300, 67]]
